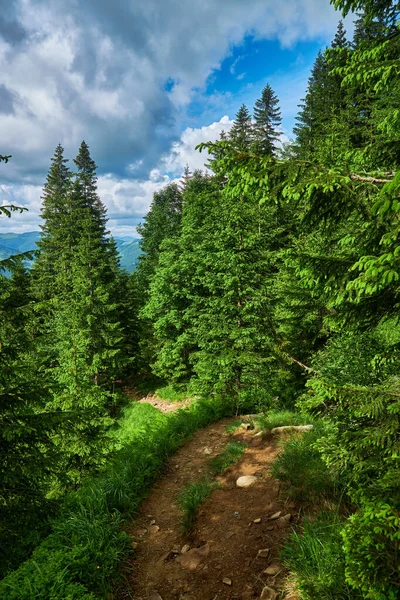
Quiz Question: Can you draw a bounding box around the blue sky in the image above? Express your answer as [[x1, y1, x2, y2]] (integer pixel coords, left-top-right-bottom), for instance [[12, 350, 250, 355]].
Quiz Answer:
[[0, 0, 353, 237]]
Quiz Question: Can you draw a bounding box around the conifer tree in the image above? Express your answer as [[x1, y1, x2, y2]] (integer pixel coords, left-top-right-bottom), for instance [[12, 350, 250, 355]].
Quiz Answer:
[[32, 142, 125, 483], [252, 84, 282, 156], [229, 104, 253, 151]]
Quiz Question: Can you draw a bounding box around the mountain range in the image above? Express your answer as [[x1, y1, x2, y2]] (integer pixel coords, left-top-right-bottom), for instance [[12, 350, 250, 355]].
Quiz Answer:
[[0, 232, 141, 273]]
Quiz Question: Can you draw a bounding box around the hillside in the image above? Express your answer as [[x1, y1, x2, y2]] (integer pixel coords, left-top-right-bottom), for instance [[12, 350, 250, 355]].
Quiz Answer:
[[0, 232, 141, 272]]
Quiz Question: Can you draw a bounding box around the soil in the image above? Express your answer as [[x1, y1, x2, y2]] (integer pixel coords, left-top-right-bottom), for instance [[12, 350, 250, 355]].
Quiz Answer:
[[119, 409, 300, 600], [122, 386, 191, 414]]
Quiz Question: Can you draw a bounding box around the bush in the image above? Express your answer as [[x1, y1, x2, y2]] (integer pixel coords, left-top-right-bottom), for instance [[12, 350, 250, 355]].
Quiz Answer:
[[281, 513, 362, 600], [342, 502, 400, 600], [0, 396, 235, 599], [271, 423, 340, 503]]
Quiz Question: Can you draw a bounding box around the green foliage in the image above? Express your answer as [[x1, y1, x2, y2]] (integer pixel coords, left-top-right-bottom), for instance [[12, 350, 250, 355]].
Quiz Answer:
[[178, 479, 217, 533], [282, 513, 362, 600], [207, 442, 246, 475], [0, 396, 234, 598], [342, 502, 400, 599], [271, 424, 340, 503]]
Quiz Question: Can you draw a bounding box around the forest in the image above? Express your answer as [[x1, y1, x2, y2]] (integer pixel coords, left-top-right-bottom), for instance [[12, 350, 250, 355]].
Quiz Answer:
[[0, 0, 399, 598]]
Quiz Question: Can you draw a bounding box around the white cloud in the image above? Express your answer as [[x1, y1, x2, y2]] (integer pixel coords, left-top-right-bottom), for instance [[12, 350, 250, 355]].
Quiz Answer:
[[0, 0, 353, 235], [162, 116, 234, 175]]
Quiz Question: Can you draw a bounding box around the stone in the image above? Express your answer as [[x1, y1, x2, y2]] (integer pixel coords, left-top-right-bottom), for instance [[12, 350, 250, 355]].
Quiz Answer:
[[276, 514, 291, 528], [271, 424, 313, 434], [136, 527, 147, 536], [222, 577, 232, 586], [131, 541, 138, 550], [264, 564, 281, 576], [181, 544, 190, 554], [203, 447, 212, 455], [236, 475, 257, 488], [269, 511, 281, 520], [266, 526, 274, 531], [149, 525, 160, 535], [253, 518, 262, 524], [150, 519, 156, 525], [260, 586, 277, 600], [178, 543, 210, 570], [148, 592, 163, 600], [257, 548, 270, 558], [241, 423, 250, 430], [254, 431, 263, 438]]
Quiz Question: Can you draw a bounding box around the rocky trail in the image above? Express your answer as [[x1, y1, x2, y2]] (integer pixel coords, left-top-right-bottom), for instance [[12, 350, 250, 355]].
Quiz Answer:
[[119, 405, 299, 600]]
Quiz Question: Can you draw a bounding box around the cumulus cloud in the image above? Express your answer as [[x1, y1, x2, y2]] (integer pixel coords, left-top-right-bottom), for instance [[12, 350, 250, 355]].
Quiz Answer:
[[0, 0, 351, 235]]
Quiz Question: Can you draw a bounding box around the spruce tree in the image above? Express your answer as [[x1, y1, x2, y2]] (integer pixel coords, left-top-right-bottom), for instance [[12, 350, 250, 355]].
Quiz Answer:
[[252, 84, 282, 156], [229, 104, 253, 151], [32, 142, 125, 483]]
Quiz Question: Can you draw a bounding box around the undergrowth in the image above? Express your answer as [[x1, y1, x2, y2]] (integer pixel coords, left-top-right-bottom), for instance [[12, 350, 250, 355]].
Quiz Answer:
[[270, 423, 341, 504], [0, 395, 235, 599], [258, 410, 315, 432], [281, 513, 362, 600], [178, 479, 217, 533], [154, 384, 189, 402], [207, 442, 246, 475]]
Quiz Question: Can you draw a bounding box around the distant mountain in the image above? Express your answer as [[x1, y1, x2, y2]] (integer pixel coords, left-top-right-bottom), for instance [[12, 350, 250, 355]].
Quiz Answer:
[[0, 232, 141, 273]]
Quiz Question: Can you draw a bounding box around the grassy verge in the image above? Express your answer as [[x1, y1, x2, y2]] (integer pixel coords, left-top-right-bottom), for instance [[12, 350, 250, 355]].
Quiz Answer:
[[154, 384, 189, 402], [257, 409, 315, 432], [281, 513, 362, 600], [270, 423, 341, 504], [0, 396, 234, 599], [178, 479, 217, 533], [207, 442, 246, 475]]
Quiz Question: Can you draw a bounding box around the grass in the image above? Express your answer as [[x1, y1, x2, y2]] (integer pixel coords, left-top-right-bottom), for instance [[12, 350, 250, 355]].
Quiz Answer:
[[281, 513, 362, 600], [207, 442, 246, 475], [257, 410, 315, 433], [154, 384, 189, 402], [270, 423, 340, 504], [225, 419, 243, 433], [178, 479, 217, 533], [0, 395, 235, 599]]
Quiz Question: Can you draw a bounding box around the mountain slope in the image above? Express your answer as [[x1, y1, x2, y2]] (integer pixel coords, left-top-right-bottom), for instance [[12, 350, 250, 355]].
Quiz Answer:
[[0, 232, 141, 272]]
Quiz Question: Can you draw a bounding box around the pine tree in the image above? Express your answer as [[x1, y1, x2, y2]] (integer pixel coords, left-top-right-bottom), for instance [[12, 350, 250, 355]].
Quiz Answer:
[[252, 84, 282, 156], [32, 142, 125, 483], [229, 104, 253, 151], [179, 164, 192, 192], [32, 144, 72, 300]]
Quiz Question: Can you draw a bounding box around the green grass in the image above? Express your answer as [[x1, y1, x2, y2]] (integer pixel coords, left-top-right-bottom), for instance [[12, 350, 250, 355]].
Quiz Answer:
[[154, 384, 189, 402], [225, 419, 243, 433], [207, 442, 246, 475], [257, 410, 315, 432], [281, 513, 362, 600], [0, 395, 235, 599], [178, 479, 217, 533], [270, 423, 340, 503]]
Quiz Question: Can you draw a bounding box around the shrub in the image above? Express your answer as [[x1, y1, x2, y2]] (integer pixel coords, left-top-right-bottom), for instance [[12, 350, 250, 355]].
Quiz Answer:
[[342, 502, 400, 600]]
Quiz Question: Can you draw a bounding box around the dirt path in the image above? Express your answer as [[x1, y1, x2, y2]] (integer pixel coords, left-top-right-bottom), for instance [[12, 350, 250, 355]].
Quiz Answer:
[[120, 418, 299, 600], [122, 385, 191, 414]]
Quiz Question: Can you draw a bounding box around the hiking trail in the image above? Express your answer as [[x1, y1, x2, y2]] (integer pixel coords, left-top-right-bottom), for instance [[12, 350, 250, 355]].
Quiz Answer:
[[119, 404, 299, 600]]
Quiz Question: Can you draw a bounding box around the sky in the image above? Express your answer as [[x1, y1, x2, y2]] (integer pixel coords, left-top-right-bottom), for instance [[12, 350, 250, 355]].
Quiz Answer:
[[0, 0, 354, 237]]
